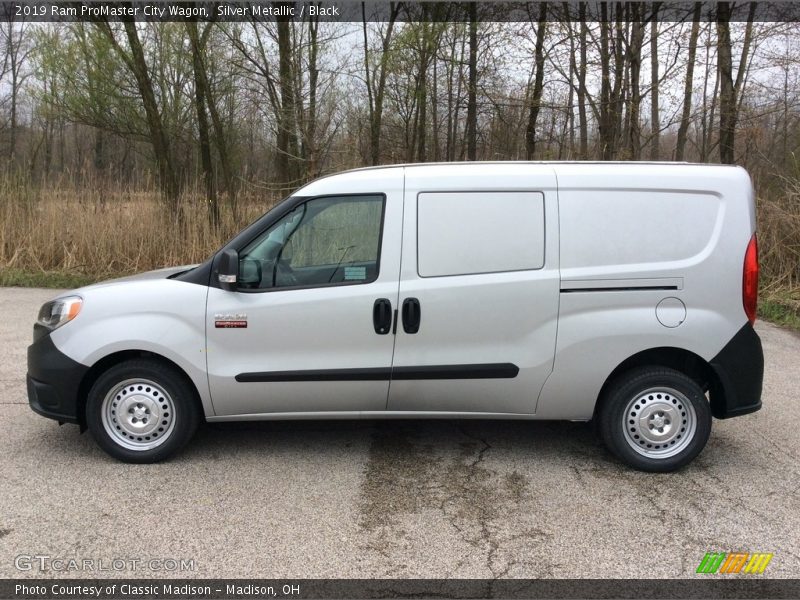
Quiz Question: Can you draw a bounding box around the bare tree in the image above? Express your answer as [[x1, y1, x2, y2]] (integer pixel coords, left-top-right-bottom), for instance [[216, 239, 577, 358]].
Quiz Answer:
[[275, 5, 300, 186], [95, 19, 181, 208], [577, 4, 589, 158], [0, 18, 33, 163], [717, 1, 756, 164], [649, 3, 660, 160], [466, 2, 478, 160], [187, 21, 217, 225], [598, 4, 615, 159], [627, 4, 644, 159], [675, 4, 703, 161], [361, 3, 400, 165], [525, 2, 547, 159]]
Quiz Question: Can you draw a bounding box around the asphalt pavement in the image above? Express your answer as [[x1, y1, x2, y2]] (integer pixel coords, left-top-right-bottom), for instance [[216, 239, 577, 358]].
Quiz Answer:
[[1, 287, 798, 579]]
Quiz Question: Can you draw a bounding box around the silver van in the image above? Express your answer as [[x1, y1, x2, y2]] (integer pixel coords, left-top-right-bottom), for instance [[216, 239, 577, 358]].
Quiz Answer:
[[27, 162, 763, 471]]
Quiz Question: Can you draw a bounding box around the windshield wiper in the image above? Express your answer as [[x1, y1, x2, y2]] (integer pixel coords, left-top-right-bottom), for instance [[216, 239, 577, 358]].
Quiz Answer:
[[328, 245, 355, 283]]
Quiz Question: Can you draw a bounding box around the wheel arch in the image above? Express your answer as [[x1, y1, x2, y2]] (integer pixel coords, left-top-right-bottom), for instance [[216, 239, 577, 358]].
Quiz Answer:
[[594, 346, 726, 418], [77, 350, 204, 429]]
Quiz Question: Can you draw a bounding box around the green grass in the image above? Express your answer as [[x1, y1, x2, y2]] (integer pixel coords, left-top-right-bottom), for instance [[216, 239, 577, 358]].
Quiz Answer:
[[758, 296, 800, 331], [0, 268, 99, 289]]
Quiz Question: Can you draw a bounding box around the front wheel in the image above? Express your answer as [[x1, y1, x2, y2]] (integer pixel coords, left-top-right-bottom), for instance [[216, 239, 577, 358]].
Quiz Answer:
[[598, 367, 712, 472], [86, 359, 200, 463]]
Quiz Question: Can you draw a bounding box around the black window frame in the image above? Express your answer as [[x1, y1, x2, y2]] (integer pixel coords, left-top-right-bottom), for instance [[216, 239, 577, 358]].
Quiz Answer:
[[216, 193, 387, 294]]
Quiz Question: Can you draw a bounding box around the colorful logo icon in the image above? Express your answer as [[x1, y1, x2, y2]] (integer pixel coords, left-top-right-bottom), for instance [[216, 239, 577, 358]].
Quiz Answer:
[[696, 552, 773, 574]]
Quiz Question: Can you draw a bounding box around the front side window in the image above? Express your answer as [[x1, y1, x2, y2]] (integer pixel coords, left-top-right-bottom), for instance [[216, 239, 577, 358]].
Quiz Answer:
[[238, 194, 384, 290]]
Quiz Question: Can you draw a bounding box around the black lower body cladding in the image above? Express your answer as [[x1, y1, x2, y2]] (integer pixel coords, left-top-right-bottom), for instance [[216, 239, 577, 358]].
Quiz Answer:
[[27, 334, 88, 424], [709, 322, 764, 419]]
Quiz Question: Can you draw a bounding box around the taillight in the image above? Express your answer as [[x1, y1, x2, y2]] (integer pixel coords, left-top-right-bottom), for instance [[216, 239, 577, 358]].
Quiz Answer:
[[743, 234, 759, 325]]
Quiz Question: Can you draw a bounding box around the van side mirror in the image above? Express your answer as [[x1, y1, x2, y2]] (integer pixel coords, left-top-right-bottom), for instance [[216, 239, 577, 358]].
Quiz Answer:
[[217, 249, 239, 292]]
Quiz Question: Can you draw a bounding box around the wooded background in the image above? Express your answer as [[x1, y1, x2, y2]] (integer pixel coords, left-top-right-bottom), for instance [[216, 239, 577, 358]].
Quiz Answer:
[[0, 2, 798, 318]]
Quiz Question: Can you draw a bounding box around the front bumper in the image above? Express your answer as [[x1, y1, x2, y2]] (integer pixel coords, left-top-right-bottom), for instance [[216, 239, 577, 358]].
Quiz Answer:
[[709, 322, 764, 419], [27, 333, 88, 424]]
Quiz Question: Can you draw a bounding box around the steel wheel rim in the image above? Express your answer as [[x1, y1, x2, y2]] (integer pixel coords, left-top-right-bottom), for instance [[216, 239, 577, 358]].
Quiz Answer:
[[622, 387, 696, 459], [101, 378, 176, 451]]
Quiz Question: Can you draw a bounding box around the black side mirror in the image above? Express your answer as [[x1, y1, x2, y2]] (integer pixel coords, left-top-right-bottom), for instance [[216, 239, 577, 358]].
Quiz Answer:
[[217, 249, 239, 292]]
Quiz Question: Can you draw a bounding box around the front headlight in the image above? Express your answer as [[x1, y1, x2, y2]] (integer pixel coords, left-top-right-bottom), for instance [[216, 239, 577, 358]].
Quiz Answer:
[[37, 296, 83, 331]]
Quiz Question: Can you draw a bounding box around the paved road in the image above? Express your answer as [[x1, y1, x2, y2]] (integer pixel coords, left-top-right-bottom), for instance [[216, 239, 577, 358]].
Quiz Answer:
[[0, 287, 798, 579]]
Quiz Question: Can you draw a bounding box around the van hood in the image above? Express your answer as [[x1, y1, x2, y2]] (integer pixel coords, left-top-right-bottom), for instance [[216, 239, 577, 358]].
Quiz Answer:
[[102, 265, 198, 284], [63, 265, 199, 297]]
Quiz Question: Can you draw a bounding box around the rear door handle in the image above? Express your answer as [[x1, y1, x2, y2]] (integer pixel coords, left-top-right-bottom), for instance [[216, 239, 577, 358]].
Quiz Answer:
[[373, 298, 392, 335], [401, 297, 421, 334]]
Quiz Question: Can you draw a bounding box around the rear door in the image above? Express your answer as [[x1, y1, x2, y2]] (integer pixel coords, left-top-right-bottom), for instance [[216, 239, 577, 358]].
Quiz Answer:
[[387, 164, 560, 414]]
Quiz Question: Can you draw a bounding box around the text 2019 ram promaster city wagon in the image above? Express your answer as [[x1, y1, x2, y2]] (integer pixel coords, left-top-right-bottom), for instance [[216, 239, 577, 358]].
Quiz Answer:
[[27, 162, 763, 471]]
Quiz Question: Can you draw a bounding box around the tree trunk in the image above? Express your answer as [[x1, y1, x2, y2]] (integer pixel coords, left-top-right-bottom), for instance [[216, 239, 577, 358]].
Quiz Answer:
[[649, 3, 660, 160], [466, 2, 478, 161], [675, 4, 702, 161], [361, 8, 375, 162], [451, 32, 467, 161], [276, 7, 299, 187], [700, 34, 712, 161], [611, 8, 625, 158], [432, 55, 439, 162], [416, 19, 429, 162], [43, 115, 53, 177], [565, 3, 576, 157], [93, 128, 106, 175], [577, 3, 588, 158], [304, 16, 319, 179], [628, 6, 644, 160], [444, 33, 455, 161], [716, 2, 735, 164], [186, 22, 218, 227], [716, 1, 756, 165], [10, 72, 17, 162], [599, 4, 612, 159], [705, 52, 721, 161], [525, 3, 547, 159]]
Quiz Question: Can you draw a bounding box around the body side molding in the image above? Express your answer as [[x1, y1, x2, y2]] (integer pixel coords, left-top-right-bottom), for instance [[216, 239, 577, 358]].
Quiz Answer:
[[235, 363, 519, 383]]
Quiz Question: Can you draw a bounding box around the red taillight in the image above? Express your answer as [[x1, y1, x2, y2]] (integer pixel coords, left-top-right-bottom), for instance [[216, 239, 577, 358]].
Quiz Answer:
[[743, 234, 759, 325]]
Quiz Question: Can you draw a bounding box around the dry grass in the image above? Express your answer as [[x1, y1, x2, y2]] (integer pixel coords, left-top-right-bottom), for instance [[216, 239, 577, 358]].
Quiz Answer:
[[757, 184, 800, 294], [754, 176, 800, 327], [0, 180, 273, 281]]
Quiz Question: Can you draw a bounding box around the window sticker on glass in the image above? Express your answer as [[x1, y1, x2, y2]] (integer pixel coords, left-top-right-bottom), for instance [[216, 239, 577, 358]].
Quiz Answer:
[[344, 266, 367, 280]]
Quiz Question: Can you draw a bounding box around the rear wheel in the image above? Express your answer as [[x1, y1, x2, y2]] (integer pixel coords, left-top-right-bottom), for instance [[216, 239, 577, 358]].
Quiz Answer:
[[86, 359, 199, 463], [598, 367, 711, 472]]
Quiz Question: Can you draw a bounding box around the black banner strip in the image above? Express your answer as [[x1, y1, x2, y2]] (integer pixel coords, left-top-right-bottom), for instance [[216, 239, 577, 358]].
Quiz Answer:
[[2, 1, 799, 23], [3, 578, 800, 599]]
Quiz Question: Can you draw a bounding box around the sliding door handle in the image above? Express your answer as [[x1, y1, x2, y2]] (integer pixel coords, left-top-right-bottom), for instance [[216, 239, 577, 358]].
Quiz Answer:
[[401, 297, 421, 334], [373, 298, 392, 335]]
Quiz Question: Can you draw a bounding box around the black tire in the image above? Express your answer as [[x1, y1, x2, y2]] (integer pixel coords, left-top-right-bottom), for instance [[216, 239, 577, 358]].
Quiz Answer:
[[598, 366, 712, 472], [86, 359, 200, 463]]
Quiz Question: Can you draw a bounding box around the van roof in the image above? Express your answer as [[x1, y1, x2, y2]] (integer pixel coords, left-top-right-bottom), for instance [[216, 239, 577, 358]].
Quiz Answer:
[[294, 161, 748, 197], [335, 160, 737, 175]]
